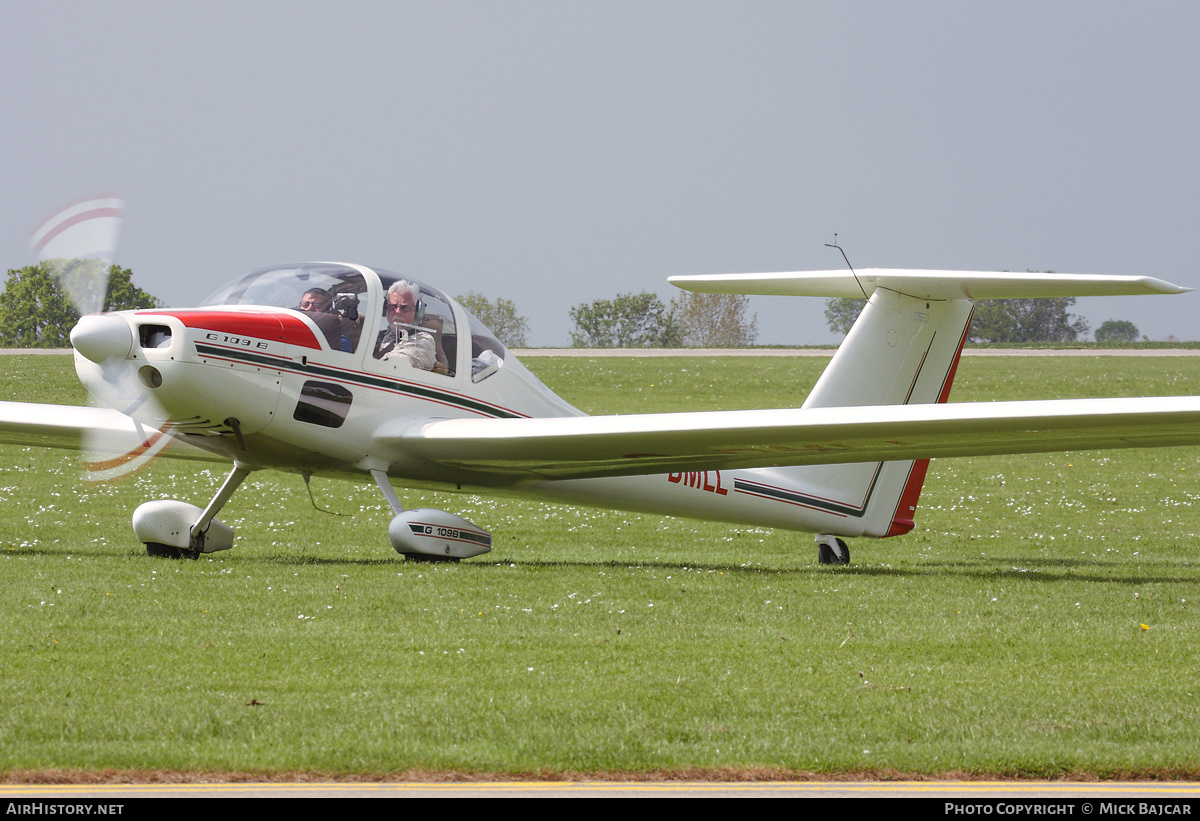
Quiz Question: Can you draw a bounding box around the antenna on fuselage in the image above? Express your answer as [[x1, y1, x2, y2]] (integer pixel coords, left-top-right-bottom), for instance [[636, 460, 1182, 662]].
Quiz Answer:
[[302, 472, 348, 516], [825, 234, 868, 299]]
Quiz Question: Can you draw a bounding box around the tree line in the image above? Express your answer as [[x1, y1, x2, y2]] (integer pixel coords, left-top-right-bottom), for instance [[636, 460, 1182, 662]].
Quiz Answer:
[[567, 290, 758, 348], [455, 289, 759, 348], [401, 287, 1143, 347]]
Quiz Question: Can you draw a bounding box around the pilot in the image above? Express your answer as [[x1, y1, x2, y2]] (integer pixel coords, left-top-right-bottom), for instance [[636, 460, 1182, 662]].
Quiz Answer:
[[296, 287, 346, 350], [298, 288, 332, 313], [374, 280, 436, 370]]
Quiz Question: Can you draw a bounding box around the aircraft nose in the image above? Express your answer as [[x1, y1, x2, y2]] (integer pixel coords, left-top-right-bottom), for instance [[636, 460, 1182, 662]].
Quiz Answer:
[[70, 314, 133, 363]]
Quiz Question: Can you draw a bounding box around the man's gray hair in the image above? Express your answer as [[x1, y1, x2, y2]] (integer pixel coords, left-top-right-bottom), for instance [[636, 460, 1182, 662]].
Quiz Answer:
[[387, 280, 420, 302]]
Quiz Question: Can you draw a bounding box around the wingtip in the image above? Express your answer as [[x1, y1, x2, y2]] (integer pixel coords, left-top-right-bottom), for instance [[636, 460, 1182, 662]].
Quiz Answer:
[[1143, 277, 1191, 295]]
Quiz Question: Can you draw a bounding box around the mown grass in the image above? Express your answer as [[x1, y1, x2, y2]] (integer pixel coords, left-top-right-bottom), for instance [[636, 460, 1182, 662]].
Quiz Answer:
[[1, 354, 1199, 777]]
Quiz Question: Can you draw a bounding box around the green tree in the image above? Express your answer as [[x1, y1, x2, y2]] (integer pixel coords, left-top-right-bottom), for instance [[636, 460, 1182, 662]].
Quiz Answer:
[[454, 291, 530, 347], [0, 262, 163, 348], [824, 297, 867, 336], [1094, 319, 1140, 344], [569, 292, 681, 348], [965, 270, 1091, 344], [968, 297, 1089, 343], [0, 264, 78, 347], [103, 265, 163, 312], [668, 291, 758, 347], [44, 257, 109, 316]]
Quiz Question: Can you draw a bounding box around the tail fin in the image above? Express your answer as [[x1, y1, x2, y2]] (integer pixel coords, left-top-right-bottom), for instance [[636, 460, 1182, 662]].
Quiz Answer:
[[796, 288, 973, 536], [669, 268, 1184, 538]]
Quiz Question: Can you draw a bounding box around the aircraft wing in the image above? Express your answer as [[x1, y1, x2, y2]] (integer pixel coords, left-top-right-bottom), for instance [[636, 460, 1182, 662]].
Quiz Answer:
[[0, 401, 215, 462], [393, 396, 1200, 480]]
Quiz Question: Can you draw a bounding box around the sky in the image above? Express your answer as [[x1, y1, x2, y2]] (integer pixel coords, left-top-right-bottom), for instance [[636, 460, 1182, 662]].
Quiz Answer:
[[2, 0, 1198, 346]]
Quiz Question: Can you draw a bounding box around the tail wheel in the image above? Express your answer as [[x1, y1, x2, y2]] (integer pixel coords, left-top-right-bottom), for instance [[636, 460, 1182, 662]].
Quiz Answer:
[[818, 538, 850, 565]]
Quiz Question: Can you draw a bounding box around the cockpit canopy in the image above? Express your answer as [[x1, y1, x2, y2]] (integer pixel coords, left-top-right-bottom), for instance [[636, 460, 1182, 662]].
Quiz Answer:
[[201, 263, 508, 381]]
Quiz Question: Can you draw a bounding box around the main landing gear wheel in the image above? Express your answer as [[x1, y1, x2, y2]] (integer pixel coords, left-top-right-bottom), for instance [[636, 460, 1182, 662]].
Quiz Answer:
[[817, 536, 850, 566], [402, 553, 461, 564], [133, 464, 250, 560], [145, 542, 186, 559], [372, 470, 492, 562]]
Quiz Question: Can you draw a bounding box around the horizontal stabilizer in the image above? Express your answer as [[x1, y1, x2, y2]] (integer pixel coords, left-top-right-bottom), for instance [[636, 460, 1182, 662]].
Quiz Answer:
[[392, 395, 1200, 481], [669, 269, 1188, 301]]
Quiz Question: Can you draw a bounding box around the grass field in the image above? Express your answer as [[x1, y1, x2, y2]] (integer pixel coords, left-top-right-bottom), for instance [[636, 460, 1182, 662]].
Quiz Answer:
[[1, 353, 1199, 778]]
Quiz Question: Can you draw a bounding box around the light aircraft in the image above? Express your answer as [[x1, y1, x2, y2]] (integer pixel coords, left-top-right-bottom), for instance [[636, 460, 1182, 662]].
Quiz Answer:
[[3, 206, 1200, 563]]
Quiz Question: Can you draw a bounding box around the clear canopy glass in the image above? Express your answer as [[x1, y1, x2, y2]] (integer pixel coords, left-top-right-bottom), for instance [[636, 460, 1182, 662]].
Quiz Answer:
[[201, 264, 506, 380]]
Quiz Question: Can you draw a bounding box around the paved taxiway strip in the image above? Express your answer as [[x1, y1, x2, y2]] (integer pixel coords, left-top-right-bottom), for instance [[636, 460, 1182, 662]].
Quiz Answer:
[[516, 348, 1200, 357], [4, 781, 1200, 798]]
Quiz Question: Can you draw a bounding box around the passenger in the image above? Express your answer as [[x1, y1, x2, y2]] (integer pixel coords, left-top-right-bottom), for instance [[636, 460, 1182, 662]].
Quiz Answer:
[[374, 280, 436, 370]]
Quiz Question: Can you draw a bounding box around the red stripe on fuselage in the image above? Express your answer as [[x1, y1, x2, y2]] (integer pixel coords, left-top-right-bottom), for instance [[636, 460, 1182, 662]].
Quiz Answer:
[[136, 309, 323, 350]]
